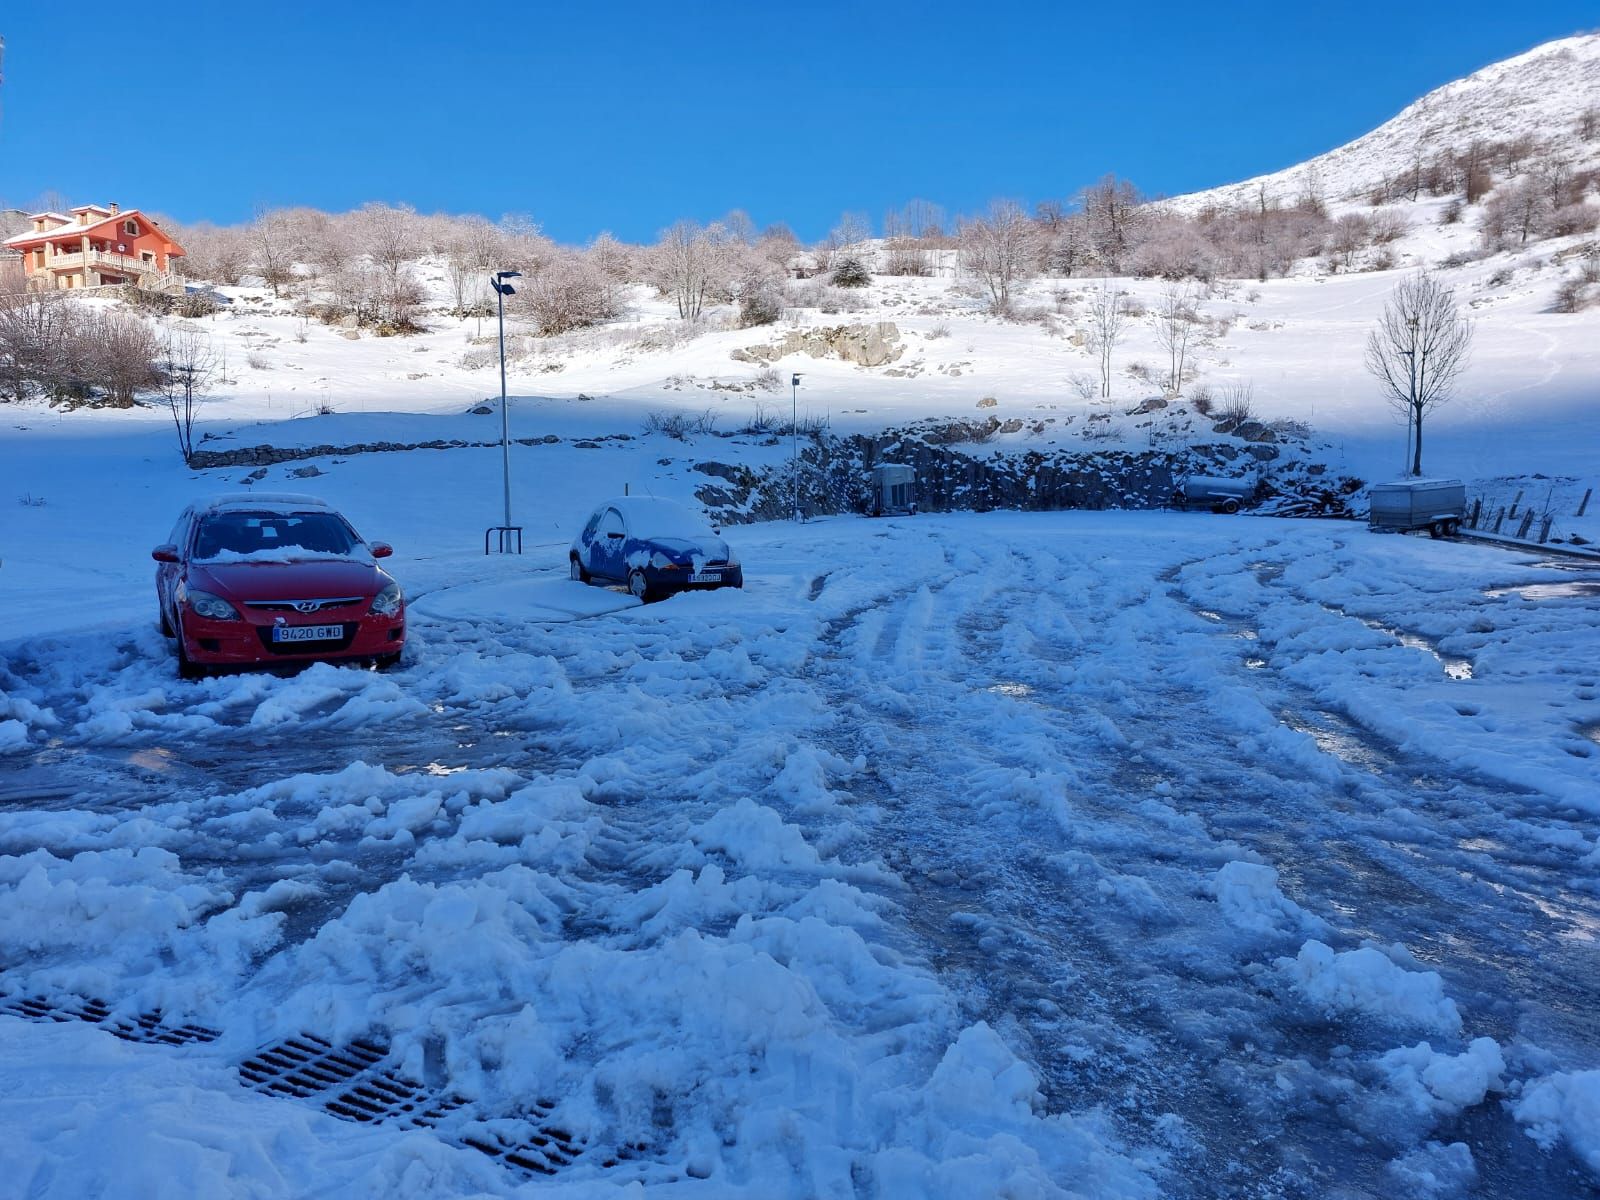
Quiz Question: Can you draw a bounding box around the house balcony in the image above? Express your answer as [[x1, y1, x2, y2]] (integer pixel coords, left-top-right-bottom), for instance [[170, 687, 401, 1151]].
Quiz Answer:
[[39, 248, 164, 278]]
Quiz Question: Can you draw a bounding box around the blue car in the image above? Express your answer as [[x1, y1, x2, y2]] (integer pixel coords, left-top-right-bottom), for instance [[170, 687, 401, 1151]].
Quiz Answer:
[[570, 497, 744, 601]]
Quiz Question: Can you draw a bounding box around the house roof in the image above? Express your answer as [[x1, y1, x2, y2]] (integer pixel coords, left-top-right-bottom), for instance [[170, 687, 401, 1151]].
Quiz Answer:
[[2, 209, 186, 256]]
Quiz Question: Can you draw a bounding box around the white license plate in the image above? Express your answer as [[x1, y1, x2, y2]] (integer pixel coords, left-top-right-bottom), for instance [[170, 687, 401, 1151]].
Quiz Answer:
[[688, 572, 721, 584], [272, 624, 344, 643]]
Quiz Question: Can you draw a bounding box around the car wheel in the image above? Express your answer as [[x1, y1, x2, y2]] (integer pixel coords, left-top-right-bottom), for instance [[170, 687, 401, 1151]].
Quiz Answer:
[[570, 555, 590, 583], [628, 570, 653, 602]]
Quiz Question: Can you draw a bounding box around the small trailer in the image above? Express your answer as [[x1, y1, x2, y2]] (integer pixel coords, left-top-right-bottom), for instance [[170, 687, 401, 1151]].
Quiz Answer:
[[1367, 478, 1466, 538], [1175, 474, 1256, 514], [869, 463, 918, 517]]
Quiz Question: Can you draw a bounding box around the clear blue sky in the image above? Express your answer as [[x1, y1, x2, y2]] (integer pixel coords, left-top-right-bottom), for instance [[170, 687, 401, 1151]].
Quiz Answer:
[[1, 1, 1594, 243]]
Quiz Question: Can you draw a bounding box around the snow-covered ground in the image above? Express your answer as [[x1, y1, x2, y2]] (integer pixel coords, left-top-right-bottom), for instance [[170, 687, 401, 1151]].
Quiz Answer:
[[4, 32, 1600, 1197], [4, 508, 1600, 1197]]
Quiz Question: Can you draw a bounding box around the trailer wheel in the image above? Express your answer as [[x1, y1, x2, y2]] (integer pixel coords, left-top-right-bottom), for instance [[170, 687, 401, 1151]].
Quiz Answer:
[[1446, 520, 1460, 537], [1429, 520, 1446, 539], [1221, 499, 1241, 515]]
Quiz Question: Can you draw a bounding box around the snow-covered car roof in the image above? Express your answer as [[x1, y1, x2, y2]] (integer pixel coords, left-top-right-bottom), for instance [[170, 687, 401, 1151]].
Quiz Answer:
[[190, 493, 335, 515], [603, 497, 719, 538]]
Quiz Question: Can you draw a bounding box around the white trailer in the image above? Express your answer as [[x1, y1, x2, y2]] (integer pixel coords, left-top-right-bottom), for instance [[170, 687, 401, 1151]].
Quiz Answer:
[[1368, 478, 1466, 538]]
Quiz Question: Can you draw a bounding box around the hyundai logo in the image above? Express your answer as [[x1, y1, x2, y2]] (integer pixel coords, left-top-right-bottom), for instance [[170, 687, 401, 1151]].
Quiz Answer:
[[294, 600, 319, 613]]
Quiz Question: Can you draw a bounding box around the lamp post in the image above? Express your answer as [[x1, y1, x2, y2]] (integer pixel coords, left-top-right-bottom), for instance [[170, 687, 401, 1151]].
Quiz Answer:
[[486, 269, 522, 552], [791, 372, 803, 522]]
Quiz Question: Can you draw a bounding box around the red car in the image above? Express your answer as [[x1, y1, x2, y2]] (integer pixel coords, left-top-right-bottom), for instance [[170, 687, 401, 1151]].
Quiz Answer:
[[153, 494, 405, 677]]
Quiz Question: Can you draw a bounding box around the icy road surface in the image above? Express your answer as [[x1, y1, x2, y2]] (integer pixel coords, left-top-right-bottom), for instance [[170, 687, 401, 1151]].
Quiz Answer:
[[3, 513, 1600, 1199]]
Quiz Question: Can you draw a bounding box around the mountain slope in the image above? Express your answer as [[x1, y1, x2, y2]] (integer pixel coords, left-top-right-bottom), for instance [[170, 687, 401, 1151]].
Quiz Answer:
[[1171, 33, 1600, 212]]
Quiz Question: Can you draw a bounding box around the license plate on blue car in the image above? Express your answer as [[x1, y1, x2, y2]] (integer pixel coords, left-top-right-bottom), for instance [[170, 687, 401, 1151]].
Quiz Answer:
[[688, 572, 721, 583], [272, 624, 343, 643]]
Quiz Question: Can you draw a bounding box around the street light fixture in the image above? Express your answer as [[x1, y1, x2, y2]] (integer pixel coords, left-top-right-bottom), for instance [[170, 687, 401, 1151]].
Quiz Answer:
[[791, 372, 803, 522], [485, 270, 523, 553]]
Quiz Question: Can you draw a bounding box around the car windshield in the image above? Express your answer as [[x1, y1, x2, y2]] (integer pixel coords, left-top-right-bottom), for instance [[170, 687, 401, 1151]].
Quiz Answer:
[[193, 511, 362, 561], [623, 500, 717, 541]]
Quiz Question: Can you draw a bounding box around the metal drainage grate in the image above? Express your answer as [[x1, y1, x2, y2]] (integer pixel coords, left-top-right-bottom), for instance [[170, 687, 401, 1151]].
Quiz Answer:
[[0, 993, 220, 1046], [238, 1033, 388, 1099], [325, 1067, 470, 1129], [461, 1109, 586, 1177]]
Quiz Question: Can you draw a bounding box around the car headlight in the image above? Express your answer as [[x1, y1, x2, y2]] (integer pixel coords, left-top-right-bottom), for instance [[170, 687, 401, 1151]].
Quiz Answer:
[[370, 581, 404, 617], [185, 589, 239, 621]]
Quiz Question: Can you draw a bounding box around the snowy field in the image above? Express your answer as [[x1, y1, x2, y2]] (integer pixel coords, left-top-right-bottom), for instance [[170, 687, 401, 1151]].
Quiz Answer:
[[4, 507, 1600, 1198]]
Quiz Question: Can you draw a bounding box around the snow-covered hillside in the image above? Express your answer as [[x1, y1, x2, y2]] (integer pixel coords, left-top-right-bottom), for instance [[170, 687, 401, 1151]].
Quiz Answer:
[[1171, 33, 1600, 213]]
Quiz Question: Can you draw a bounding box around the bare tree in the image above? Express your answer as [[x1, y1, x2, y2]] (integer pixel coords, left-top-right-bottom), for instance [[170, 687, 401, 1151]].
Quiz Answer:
[[248, 207, 304, 297], [354, 203, 421, 286], [1083, 281, 1129, 399], [1364, 273, 1472, 476], [652, 221, 722, 320], [958, 199, 1036, 314], [444, 216, 504, 318], [158, 325, 215, 462], [86, 311, 162, 407], [514, 252, 618, 335], [1079, 175, 1143, 271], [0, 291, 77, 401], [1153, 284, 1200, 396]]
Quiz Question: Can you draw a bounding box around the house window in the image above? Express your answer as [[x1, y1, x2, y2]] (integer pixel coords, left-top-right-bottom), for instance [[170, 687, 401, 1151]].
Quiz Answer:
[[141, 251, 155, 265], [124, 219, 139, 236]]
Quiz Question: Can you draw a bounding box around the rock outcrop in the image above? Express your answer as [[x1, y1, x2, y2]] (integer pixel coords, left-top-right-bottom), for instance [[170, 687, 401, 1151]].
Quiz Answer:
[[731, 323, 904, 368]]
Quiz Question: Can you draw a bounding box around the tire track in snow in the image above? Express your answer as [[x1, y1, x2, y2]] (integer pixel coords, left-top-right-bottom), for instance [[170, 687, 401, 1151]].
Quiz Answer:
[[803, 528, 1598, 1199]]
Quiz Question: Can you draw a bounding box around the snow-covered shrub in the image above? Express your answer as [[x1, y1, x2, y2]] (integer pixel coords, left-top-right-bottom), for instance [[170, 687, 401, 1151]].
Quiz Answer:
[[645, 409, 717, 440], [1068, 372, 1100, 402], [829, 254, 872, 288], [737, 282, 783, 328], [881, 238, 932, 276], [786, 280, 866, 314], [1553, 276, 1599, 313], [1189, 384, 1214, 416], [1217, 382, 1254, 424], [516, 253, 618, 336], [1550, 202, 1600, 238]]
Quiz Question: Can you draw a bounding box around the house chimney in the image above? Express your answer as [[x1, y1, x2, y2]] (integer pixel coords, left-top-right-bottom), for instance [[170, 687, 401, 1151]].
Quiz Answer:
[[109, 202, 120, 215]]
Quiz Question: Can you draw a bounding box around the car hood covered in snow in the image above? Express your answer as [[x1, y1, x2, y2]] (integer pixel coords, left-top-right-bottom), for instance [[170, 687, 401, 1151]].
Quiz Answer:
[[191, 558, 389, 601], [647, 535, 730, 562]]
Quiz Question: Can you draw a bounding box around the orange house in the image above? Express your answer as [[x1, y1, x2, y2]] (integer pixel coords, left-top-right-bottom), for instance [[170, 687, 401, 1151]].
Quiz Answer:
[[1, 203, 186, 291]]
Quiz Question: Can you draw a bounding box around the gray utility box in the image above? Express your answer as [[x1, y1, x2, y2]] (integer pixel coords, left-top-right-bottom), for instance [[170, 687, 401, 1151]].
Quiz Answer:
[[870, 463, 918, 516], [1176, 474, 1256, 514], [1368, 478, 1466, 537]]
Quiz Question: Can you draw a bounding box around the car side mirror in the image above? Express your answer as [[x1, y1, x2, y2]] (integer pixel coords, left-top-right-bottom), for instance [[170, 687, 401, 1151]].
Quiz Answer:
[[152, 544, 179, 563], [370, 542, 393, 558]]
